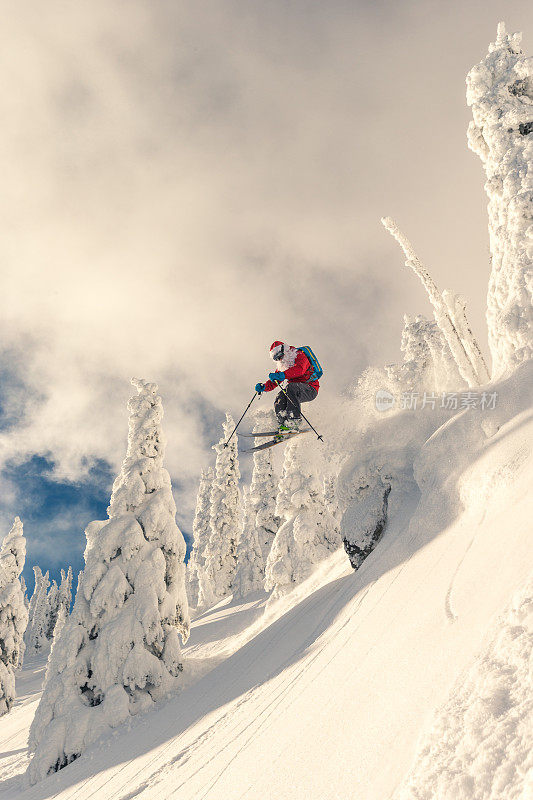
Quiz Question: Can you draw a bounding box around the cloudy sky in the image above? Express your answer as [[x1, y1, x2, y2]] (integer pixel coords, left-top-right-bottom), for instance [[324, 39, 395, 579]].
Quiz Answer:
[[1, 0, 532, 591]]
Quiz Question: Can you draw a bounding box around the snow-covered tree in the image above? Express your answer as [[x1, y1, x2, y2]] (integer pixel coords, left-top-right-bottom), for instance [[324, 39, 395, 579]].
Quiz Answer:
[[202, 413, 242, 605], [58, 567, 73, 617], [467, 23, 533, 377], [233, 487, 265, 599], [45, 580, 59, 640], [341, 473, 391, 570], [23, 566, 72, 658], [27, 378, 190, 784], [25, 568, 51, 656], [20, 576, 29, 609], [0, 517, 28, 715], [18, 575, 29, 667], [49, 604, 68, 649], [385, 314, 466, 393], [265, 439, 341, 601], [248, 410, 280, 564], [233, 410, 281, 600], [382, 217, 489, 387], [187, 466, 214, 609], [26, 566, 43, 638]]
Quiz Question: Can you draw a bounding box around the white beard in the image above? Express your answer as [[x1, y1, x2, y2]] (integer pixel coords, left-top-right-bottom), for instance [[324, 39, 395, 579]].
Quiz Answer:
[[277, 346, 297, 371]]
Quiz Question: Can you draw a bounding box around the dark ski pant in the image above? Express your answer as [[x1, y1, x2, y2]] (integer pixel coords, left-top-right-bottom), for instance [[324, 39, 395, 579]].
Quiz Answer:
[[274, 382, 317, 423]]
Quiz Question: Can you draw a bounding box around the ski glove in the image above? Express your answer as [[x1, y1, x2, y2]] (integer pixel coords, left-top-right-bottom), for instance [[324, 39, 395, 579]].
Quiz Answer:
[[269, 371, 285, 383], [255, 383, 265, 394]]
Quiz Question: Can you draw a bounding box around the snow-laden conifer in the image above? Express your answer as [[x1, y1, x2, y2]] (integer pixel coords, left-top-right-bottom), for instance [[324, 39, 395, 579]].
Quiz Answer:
[[45, 580, 59, 640], [20, 576, 29, 609], [25, 569, 51, 656], [386, 315, 465, 393], [233, 487, 265, 599], [187, 467, 214, 609], [18, 575, 29, 667], [25, 566, 43, 645], [265, 440, 341, 601], [27, 378, 190, 784], [0, 517, 28, 715], [24, 567, 72, 656], [202, 413, 242, 604], [248, 410, 280, 564], [58, 567, 73, 618], [49, 604, 68, 649], [467, 23, 533, 376]]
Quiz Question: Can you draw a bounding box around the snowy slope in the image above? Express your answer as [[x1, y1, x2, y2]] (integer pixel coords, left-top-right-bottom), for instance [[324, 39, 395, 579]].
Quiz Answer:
[[1, 363, 532, 800]]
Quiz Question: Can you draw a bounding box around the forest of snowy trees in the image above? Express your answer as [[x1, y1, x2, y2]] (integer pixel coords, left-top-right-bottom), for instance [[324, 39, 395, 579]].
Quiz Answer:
[[0, 22, 530, 789]]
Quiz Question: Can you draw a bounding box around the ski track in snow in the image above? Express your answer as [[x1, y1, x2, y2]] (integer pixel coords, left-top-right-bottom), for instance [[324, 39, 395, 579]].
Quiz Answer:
[[444, 518, 483, 623]]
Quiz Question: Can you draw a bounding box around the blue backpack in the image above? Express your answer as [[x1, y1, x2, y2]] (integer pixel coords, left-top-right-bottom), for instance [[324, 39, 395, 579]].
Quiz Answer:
[[297, 346, 323, 382]]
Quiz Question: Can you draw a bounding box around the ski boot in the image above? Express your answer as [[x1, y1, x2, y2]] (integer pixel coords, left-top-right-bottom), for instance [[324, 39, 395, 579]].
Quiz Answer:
[[276, 419, 301, 440]]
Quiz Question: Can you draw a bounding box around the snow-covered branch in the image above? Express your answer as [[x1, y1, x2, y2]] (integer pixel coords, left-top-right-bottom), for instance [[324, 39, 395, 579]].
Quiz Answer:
[[382, 216, 488, 386]]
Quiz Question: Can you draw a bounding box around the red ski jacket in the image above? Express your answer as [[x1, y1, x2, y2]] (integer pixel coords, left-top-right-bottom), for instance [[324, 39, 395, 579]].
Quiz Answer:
[[264, 349, 320, 393]]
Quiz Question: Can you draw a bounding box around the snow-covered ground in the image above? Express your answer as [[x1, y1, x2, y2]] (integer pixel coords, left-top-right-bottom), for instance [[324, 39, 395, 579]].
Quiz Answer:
[[1, 363, 532, 800]]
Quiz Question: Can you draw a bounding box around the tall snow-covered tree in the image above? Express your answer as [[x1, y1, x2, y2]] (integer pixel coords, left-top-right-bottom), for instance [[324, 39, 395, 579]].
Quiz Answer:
[[248, 410, 280, 564], [24, 567, 72, 657], [233, 487, 265, 600], [18, 576, 29, 666], [45, 580, 59, 640], [58, 567, 73, 617], [25, 566, 43, 641], [27, 378, 190, 784], [20, 576, 29, 609], [25, 568, 51, 656], [0, 517, 28, 715], [202, 413, 242, 604], [467, 23, 533, 376], [187, 466, 214, 609], [265, 439, 341, 601]]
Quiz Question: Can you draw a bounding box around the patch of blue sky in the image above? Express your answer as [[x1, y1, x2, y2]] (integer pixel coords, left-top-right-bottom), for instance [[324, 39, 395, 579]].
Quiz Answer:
[[1, 453, 194, 596], [1, 455, 114, 596]]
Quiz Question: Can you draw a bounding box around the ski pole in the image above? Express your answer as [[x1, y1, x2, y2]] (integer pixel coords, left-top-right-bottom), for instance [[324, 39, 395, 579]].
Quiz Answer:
[[275, 382, 324, 442], [224, 392, 258, 448]]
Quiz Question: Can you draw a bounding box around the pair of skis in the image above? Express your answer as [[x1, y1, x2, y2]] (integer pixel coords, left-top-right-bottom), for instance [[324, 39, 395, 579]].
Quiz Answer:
[[238, 428, 311, 452]]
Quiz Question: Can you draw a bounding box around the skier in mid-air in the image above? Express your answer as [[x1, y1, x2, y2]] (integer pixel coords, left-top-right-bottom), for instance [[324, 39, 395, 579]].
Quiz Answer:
[[255, 341, 320, 431]]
